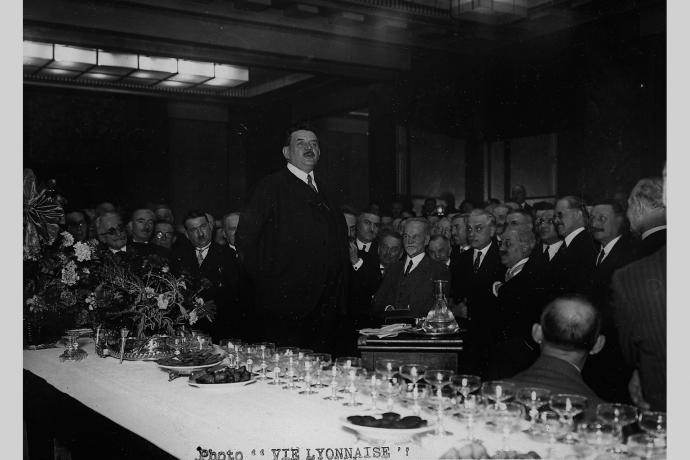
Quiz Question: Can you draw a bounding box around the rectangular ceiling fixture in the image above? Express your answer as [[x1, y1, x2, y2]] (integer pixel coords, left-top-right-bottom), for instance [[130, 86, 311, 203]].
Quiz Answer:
[[171, 59, 215, 83], [23, 41, 53, 67], [131, 55, 178, 80], [94, 50, 138, 76], [204, 64, 249, 88], [48, 44, 97, 71]]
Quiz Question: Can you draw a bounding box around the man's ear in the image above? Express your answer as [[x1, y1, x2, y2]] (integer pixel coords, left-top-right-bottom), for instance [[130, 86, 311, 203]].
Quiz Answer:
[[282, 146, 290, 161], [590, 335, 606, 355], [531, 324, 543, 344]]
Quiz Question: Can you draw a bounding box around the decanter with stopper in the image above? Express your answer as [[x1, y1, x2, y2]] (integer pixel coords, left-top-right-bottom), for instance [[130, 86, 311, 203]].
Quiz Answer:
[[422, 279, 459, 334]]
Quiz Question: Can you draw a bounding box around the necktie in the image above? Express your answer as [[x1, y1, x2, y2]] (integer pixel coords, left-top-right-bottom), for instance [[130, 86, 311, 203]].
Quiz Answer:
[[196, 248, 205, 266], [307, 175, 318, 193], [473, 251, 481, 273], [543, 244, 550, 262], [596, 247, 606, 266], [404, 260, 414, 276]]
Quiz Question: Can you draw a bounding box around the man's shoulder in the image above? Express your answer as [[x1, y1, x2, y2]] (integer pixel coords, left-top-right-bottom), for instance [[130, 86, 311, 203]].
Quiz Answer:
[[613, 245, 665, 283]]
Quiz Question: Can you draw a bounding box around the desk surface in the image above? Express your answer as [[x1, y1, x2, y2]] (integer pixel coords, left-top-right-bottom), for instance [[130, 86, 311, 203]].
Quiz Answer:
[[24, 341, 587, 460]]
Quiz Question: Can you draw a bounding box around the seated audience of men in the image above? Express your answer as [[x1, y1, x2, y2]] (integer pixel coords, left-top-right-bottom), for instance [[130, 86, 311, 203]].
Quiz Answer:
[[626, 177, 666, 258], [427, 234, 451, 267], [486, 227, 543, 379], [509, 295, 605, 416], [373, 218, 449, 320]]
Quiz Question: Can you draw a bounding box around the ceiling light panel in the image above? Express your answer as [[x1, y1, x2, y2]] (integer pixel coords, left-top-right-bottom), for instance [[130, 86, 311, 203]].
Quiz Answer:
[[48, 45, 97, 71], [24, 41, 53, 67]]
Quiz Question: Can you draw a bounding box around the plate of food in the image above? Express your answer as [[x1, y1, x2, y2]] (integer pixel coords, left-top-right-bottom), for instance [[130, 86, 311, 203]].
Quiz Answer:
[[188, 365, 255, 390], [156, 350, 224, 374], [341, 412, 435, 441]]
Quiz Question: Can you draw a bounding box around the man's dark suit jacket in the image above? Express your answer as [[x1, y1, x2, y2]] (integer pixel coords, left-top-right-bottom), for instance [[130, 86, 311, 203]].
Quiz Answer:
[[583, 234, 638, 404], [611, 246, 666, 411], [373, 254, 449, 319], [552, 228, 598, 297], [637, 228, 666, 259], [171, 242, 239, 339], [235, 168, 349, 352], [509, 355, 604, 418], [485, 263, 547, 380], [522, 241, 566, 304]]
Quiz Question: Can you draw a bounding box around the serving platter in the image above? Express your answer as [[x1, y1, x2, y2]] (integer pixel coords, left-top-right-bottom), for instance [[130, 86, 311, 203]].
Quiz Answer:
[[341, 414, 435, 442], [157, 361, 223, 374], [188, 378, 257, 390]]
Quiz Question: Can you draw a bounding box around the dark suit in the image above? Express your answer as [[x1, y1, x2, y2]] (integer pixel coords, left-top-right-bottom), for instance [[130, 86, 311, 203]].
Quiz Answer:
[[451, 241, 505, 375], [611, 246, 666, 411], [552, 228, 598, 297], [236, 168, 349, 354], [373, 254, 449, 319], [637, 228, 666, 259], [523, 241, 565, 304], [485, 262, 547, 379], [171, 242, 239, 339], [509, 355, 604, 419], [583, 234, 638, 404]]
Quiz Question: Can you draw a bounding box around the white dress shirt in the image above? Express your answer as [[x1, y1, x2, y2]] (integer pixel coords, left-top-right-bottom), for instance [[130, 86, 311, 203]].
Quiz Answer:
[[472, 241, 493, 268], [403, 252, 426, 275], [598, 235, 622, 264], [542, 240, 564, 261], [287, 163, 317, 191], [564, 227, 586, 247], [356, 239, 371, 252], [195, 242, 212, 263]]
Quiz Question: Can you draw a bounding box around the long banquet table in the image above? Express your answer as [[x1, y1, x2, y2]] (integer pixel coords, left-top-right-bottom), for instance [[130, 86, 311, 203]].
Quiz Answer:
[[24, 341, 592, 460]]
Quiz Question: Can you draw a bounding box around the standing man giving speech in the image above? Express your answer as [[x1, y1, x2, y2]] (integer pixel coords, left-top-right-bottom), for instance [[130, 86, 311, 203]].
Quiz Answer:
[[236, 124, 350, 353]]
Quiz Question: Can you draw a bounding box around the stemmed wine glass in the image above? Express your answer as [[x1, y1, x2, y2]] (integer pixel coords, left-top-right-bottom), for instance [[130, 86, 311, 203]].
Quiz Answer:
[[424, 369, 455, 437], [311, 353, 332, 388], [380, 374, 404, 411], [254, 342, 275, 381], [596, 403, 638, 453], [451, 374, 481, 406], [516, 387, 551, 433], [375, 359, 402, 380], [399, 381, 430, 416], [577, 421, 616, 458], [532, 410, 566, 458], [281, 355, 298, 390], [342, 367, 367, 407], [454, 394, 485, 442], [359, 373, 384, 411], [298, 358, 318, 395], [550, 394, 588, 444], [481, 381, 516, 410], [335, 357, 363, 393], [322, 365, 344, 401], [627, 433, 667, 459], [399, 364, 427, 393], [638, 411, 667, 441], [485, 401, 525, 452]]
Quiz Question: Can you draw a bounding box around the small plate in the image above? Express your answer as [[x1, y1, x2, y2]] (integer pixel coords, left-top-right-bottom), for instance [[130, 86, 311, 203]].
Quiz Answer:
[[341, 415, 435, 442], [188, 378, 256, 390], [157, 361, 223, 374]]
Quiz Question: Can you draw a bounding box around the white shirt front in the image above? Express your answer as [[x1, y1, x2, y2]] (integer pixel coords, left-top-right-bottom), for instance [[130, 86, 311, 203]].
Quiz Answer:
[[357, 239, 371, 252], [506, 257, 530, 281], [195, 242, 212, 262], [598, 235, 622, 263], [472, 241, 493, 269], [286, 163, 317, 191], [109, 245, 127, 254], [564, 226, 586, 247], [542, 240, 564, 261], [403, 252, 426, 275]]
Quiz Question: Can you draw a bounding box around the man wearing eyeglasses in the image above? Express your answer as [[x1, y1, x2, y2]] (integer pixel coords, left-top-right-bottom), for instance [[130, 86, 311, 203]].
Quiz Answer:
[[95, 212, 131, 260], [236, 123, 349, 354]]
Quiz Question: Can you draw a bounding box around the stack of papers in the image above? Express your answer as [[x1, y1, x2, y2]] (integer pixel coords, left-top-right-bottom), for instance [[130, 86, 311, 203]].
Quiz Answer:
[[358, 323, 412, 338]]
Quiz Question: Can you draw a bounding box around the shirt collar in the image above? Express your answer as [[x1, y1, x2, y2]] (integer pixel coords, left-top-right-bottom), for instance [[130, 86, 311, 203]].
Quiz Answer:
[[109, 245, 126, 254], [601, 234, 622, 256], [473, 241, 492, 256], [195, 242, 212, 253], [404, 252, 426, 273], [642, 225, 666, 240], [543, 240, 564, 260], [507, 257, 529, 279], [286, 162, 316, 189], [356, 239, 370, 252], [564, 226, 586, 247]]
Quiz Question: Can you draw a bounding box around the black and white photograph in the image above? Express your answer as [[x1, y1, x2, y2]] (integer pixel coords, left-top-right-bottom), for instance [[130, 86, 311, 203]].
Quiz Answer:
[[16, 0, 680, 458]]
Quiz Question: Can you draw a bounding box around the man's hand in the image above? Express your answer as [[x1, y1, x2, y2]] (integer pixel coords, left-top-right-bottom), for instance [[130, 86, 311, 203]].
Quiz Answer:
[[349, 241, 360, 266], [628, 369, 651, 411]]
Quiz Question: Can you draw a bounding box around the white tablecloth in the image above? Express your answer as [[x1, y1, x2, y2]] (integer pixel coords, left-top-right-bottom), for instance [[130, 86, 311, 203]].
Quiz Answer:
[[24, 342, 586, 460]]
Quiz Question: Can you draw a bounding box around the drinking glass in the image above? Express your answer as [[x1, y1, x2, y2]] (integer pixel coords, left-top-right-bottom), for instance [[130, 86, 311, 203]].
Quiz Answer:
[[342, 367, 367, 407], [360, 373, 384, 411], [399, 364, 427, 393], [380, 374, 404, 411], [481, 381, 516, 409], [454, 394, 485, 442], [531, 411, 566, 458], [550, 394, 587, 444], [281, 355, 298, 390], [311, 353, 332, 388], [335, 356, 362, 369], [577, 422, 616, 457], [254, 342, 275, 381], [268, 352, 283, 385], [638, 411, 666, 441], [596, 403, 638, 453], [322, 365, 344, 401], [425, 369, 455, 436], [375, 359, 402, 380], [399, 381, 430, 415], [627, 433, 667, 460], [451, 374, 481, 405], [485, 401, 524, 452], [298, 358, 319, 395], [516, 387, 551, 432]]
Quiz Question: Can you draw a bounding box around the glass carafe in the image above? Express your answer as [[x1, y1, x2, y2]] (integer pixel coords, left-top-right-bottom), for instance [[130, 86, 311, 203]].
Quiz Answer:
[[422, 279, 459, 334]]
